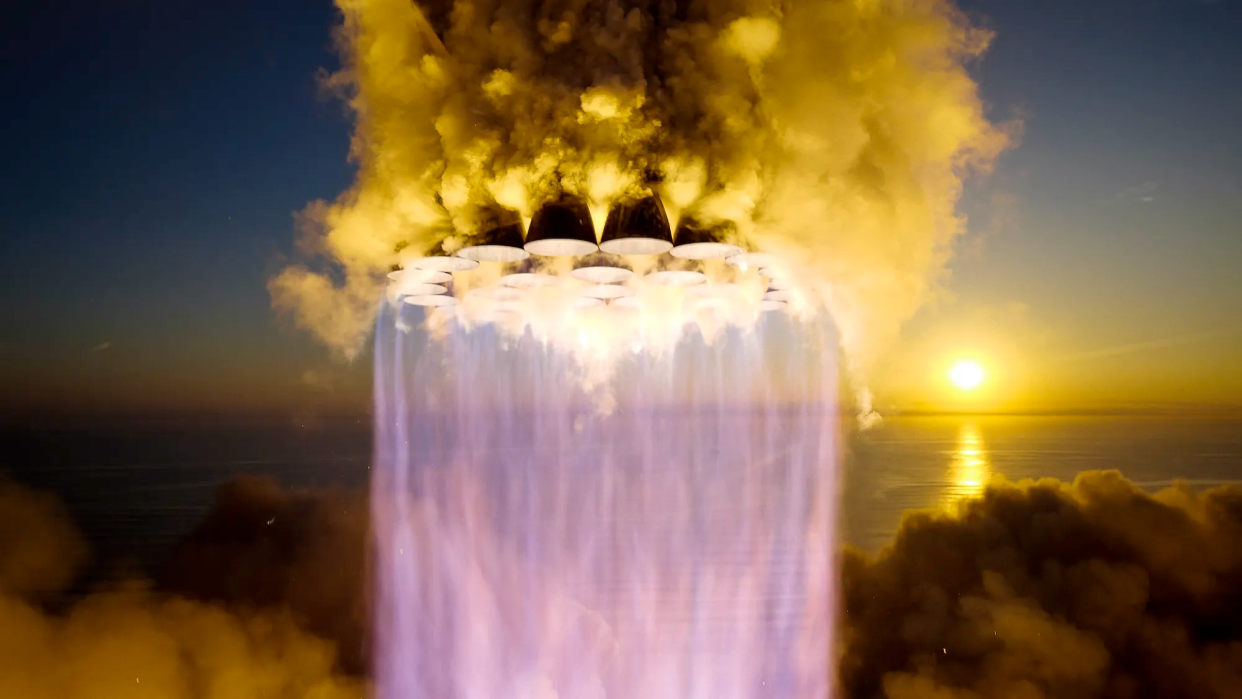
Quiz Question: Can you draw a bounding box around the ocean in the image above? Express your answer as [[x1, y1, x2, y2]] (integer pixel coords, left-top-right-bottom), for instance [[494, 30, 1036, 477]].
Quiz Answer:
[[842, 415, 1242, 552], [3, 415, 1240, 571]]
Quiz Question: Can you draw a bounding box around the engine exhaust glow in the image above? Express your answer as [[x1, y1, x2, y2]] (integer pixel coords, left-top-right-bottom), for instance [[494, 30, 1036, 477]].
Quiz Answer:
[[372, 300, 841, 698]]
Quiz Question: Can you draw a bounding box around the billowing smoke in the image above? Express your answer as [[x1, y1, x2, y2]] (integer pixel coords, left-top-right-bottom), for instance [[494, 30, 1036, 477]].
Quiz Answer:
[[4, 470, 1242, 695], [842, 471, 1242, 698], [0, 477, 365, 698], [0, 476, 87, 599], [271, 0, 1008, 378], [160, 476, 372, 676]]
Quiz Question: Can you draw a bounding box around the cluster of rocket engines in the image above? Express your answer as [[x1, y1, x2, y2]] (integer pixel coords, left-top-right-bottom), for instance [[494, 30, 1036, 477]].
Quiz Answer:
[[387, 194, 792, 316]]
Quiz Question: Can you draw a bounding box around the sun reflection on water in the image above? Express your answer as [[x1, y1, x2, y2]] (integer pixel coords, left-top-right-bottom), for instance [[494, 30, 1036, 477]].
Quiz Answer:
[[943, 421, 992, 506]]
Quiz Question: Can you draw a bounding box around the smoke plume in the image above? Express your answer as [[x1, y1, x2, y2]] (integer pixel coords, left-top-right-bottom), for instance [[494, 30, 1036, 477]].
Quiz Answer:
[[272, 0, 1008, 374], [0, 477, 365, 699]]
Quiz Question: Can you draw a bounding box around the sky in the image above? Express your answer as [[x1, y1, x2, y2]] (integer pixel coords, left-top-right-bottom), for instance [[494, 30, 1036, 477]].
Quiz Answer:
[[1, 0, 1240, 418], [877, 0, 1242, 413]]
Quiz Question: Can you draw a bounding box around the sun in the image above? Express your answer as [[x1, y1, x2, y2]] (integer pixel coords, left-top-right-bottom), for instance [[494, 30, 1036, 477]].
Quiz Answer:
[[949, 360, 985, 391]]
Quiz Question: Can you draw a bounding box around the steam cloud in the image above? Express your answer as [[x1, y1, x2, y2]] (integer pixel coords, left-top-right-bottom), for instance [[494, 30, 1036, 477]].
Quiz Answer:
[[272, 0, 1008, 378]]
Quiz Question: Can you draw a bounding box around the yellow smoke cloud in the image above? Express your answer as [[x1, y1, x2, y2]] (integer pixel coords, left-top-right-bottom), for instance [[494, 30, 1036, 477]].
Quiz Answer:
[[274, 0, 1009, 376], [0, 478, 366, 699]]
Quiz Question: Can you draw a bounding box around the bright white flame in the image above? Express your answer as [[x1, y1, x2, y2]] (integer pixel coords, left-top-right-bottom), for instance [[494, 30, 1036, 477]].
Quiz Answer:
[[391, 253, 816, 394], [372, 297, 840, 698]]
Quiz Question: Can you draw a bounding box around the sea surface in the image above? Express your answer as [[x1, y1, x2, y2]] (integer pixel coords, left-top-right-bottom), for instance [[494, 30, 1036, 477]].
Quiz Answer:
[[842, 415, 1242, 552], [2, 415, 1240, 571]]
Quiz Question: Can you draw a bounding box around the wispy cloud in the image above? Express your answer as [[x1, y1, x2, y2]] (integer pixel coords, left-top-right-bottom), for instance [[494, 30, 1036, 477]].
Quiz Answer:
[[300, 369, 335, 390], [1113, 181, 1158, 203], [92, 341, 113, 352], [1057, 330, 1230, 363]]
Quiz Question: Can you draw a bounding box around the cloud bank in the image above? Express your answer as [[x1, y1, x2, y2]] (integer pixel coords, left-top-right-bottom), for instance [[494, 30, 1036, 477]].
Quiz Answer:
[[843, 471, 1242, 698], [14, 468, 1235, 697], [0, 477, 365, 699]]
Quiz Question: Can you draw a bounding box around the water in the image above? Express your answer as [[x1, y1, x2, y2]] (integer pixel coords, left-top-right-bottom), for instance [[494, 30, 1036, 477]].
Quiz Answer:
[[3, 415, 1239, 572], [0, 418, 372, 572], [370, 305, 839, 698], [843, 414, 1242, 552]]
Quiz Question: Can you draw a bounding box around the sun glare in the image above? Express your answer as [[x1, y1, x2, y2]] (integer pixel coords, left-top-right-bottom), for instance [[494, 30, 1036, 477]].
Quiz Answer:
[[949, 360, 985, 391]]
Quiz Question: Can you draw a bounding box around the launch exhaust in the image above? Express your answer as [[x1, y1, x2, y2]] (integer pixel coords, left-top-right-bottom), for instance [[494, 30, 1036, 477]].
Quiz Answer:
[[373, 298, 840, 698], [267, 1, 1013, 696]]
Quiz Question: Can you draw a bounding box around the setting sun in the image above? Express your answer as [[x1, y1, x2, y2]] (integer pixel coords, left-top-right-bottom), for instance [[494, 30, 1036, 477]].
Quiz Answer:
[[950, 360, 986, 391]]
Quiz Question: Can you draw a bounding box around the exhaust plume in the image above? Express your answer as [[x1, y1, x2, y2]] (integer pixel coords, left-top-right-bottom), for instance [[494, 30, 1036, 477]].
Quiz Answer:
[[272, 0, 1008, 374]]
